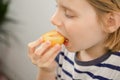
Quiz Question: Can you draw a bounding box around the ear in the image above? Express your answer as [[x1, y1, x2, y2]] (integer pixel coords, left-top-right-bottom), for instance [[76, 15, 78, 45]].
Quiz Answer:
[[105, 12, 120, 33]]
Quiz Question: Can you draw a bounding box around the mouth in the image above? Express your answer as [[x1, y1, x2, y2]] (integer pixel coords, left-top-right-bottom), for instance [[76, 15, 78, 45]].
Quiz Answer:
[[56, 30, 69, 46], [60, 34, 69, 46], [64, 38, 69, 44]]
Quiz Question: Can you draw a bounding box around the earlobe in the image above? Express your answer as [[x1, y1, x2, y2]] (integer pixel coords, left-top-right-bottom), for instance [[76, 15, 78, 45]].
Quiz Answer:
[[105, 12, 120, 33]]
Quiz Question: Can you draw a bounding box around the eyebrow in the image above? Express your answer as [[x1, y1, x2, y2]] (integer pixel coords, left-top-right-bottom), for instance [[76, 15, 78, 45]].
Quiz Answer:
[[62, 5, 76, 13]]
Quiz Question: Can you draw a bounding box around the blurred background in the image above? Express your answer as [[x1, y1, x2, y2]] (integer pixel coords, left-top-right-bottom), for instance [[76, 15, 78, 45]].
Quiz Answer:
[[0, 0, 56, 80]]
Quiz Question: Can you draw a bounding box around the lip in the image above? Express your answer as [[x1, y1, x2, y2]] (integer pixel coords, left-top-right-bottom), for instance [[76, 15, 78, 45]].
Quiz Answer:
[[64, 39, 69, 46]]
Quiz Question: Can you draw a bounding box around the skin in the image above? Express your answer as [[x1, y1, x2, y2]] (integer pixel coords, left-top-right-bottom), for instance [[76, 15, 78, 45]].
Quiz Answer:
[[28, 0, 120, 80], [28, 38, 60, 80], [51, 0, 108, 60]]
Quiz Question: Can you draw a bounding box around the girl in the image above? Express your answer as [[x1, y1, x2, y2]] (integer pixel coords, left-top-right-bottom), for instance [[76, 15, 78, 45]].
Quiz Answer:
[[28, 0, 120, 80]]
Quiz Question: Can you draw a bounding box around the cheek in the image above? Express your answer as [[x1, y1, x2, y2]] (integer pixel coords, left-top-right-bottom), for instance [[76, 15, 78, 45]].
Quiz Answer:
[[65, 23, 79, 40], [66, 21, 106, 50], [77, 25, 106, 49]]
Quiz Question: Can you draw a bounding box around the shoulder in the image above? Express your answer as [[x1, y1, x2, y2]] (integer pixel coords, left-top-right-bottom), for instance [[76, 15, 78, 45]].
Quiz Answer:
[[102, 51, 120, 67], [110, 51, 120, 57]]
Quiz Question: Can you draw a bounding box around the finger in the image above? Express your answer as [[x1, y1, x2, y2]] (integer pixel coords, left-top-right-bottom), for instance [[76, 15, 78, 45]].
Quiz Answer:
[[29, 41, 51, 66], [34, 40, 51, 56], [42, 47, 61, 67], [39, 44, 61, 64], [28, 37, 43, 54], [30, 53, 39, 63]]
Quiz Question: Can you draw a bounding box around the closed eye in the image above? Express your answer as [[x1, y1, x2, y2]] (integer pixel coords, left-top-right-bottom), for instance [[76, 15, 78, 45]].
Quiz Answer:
[[65, 13, 75, 18]]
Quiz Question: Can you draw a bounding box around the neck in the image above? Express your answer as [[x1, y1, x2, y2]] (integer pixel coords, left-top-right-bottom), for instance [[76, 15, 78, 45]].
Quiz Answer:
[[77, 43, 108, 61]]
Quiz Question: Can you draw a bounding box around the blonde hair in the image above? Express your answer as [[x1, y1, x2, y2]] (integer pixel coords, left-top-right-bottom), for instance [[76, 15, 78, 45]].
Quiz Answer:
[[87, 0, 120, 52]]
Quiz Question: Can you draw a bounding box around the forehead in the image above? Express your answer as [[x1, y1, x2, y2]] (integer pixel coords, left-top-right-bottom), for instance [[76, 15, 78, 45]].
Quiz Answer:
[[56, 0, 89, 5], [56, 0, 94, 13]]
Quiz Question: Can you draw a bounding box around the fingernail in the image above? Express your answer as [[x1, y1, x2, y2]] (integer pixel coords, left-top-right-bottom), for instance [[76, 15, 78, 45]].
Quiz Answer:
[[46, 40, 51, 45]]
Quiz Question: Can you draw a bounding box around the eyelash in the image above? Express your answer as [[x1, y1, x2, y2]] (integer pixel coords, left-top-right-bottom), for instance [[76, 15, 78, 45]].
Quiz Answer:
[[64, 12, 75, 18], [64, 13, 74, 18]]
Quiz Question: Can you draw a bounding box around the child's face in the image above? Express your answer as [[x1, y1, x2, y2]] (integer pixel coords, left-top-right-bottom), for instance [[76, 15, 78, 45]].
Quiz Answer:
[[51, 0, 107, 52]]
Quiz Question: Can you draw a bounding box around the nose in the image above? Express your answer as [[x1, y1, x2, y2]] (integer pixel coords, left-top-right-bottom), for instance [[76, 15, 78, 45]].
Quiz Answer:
[[50, 11, 62, 27]]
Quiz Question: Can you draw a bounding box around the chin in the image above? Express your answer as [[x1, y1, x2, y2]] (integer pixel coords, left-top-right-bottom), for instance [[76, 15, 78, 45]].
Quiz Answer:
[[65, 46, 80, 52], [65, 45, 88, 53]]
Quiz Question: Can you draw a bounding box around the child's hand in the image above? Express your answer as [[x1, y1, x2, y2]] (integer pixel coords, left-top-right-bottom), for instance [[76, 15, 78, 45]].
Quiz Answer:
[[28, 37, 61, 72]]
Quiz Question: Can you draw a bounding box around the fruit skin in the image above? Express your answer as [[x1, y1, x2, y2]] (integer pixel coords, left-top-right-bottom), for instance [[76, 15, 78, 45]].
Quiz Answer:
[[42, 30, 65, 46]]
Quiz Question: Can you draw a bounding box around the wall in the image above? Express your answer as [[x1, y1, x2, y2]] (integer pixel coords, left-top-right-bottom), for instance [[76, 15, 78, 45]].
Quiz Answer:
[[0, 0, 56, 80]]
